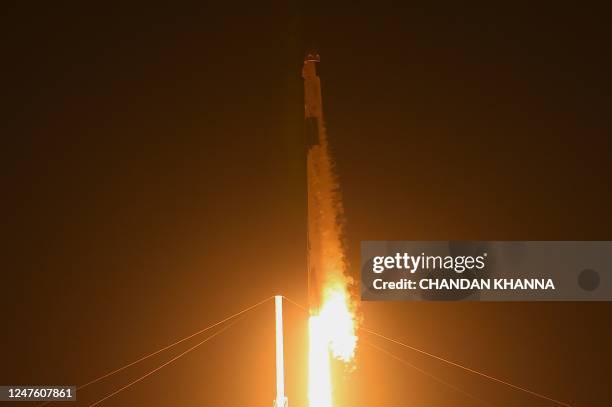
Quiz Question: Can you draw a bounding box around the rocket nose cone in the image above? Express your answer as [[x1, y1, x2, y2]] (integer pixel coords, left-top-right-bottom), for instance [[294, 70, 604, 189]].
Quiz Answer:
[[305, 50, 320, 62]]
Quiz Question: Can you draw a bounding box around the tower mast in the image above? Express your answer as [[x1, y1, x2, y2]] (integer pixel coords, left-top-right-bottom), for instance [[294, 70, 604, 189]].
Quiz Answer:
[[274, 295, 288, 406]]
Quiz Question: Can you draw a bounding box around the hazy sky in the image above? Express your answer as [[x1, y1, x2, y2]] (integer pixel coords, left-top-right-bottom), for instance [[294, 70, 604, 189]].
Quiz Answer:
[[3, 3, 611, 406]]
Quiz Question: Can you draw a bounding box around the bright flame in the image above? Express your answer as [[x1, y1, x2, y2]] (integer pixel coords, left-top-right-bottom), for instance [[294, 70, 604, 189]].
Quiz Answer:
[[308, 316, 332, 407], [303, 54, 357, 407], [308, 286, 357, 407], [318, 287, 357, 362]]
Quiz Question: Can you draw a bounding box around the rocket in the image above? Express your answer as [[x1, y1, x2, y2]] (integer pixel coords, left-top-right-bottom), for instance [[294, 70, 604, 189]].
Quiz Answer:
[[303, 51, 324, 150], [303, 50, 325, 312]]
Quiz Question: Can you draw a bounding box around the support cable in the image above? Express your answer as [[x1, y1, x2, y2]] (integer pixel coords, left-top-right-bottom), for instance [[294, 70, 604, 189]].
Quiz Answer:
[[364, 340, 491, 406], [88, 317, 242, 406], [40, 296, 273, 406], [361, 327, 572, 406], [283, 296, 571, 407]]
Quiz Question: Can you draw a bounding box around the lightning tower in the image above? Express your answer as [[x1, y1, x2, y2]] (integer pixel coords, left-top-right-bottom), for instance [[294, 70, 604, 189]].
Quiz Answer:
[[274, 295, 288, 406]]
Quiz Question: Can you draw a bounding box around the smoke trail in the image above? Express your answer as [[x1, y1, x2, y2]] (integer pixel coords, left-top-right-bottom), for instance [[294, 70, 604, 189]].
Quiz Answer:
[[304, 53, 358, 407], [307, 121, 352, 305]]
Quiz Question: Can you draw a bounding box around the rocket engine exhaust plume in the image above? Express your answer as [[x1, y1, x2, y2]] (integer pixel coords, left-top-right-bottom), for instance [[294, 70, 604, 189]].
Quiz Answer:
[[308, 316, 333, 407], [303, 51, 358, 407]]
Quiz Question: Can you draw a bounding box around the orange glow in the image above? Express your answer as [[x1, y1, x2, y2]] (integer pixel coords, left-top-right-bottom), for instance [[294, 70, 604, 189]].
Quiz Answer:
[[318, 286, 357, 362], [304, 53, 357, 407], [308, 285, 357, 406], [308, 315, 332, 407]]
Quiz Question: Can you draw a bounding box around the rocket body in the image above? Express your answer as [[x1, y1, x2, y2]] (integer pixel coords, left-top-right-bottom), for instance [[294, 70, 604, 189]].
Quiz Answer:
[[303, 51, 326, 312], [303, 52, 324, 142]]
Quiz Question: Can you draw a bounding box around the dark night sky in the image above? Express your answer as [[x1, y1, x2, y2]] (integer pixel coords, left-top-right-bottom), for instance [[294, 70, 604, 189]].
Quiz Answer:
[[2, 2, 611, 406]]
